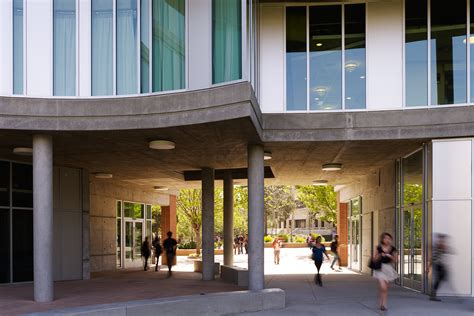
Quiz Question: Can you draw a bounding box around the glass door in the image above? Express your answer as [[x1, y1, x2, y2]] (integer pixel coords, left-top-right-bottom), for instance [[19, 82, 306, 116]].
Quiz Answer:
[[124, 219, 144, 268], [348, 197, 362, 271], [402, 204, 423, 290]]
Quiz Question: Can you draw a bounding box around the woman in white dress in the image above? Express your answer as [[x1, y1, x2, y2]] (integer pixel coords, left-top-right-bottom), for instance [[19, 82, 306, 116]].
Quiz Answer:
[[373, 232, 398, 311]]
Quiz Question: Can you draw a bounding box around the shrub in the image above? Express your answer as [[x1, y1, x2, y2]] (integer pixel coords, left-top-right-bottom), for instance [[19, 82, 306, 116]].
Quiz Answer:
[[264, 235, 274, 243], [178, 241, 196, 249], [294, 236, 306, 243], [277, 234, 290, 242], [310, 233, 325, 243]]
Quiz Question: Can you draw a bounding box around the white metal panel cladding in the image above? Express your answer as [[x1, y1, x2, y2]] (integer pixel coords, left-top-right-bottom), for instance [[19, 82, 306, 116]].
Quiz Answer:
[[0, 0, 13, 95]]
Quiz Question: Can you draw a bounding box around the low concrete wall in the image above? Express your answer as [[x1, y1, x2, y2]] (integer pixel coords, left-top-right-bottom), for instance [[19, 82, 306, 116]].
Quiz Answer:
[[221, 265, 249, 287], [176, 249, 224, 256], [29, 289, 285, 316], [194, 260, 220, 275]]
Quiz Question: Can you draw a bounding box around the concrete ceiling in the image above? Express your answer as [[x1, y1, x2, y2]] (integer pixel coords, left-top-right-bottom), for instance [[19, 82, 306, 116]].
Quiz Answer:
[[0, 118, 425, 192]]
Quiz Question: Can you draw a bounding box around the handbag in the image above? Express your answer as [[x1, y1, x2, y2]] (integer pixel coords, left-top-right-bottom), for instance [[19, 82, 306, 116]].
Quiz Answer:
[[368, 257, 381, 270]]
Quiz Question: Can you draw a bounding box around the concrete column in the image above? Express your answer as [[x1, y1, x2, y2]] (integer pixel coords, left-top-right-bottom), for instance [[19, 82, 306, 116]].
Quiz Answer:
[[248, 144, 264, 291], [337, 192, 349, 267], [202, 168, 215, 281], [223, 171, 234, 266], [161, 195, 177, 266], [33, 134, 54, 302]]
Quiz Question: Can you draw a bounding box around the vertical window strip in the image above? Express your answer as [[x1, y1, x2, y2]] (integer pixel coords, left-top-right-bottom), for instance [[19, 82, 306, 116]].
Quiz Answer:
[[13, 0, 23, 95]]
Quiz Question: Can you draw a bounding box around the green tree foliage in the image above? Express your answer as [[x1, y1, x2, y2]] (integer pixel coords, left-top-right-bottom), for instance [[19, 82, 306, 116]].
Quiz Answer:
[[296, 185, 337, 223], [264, 186, 296, 232], [176, 189, 202, 254]]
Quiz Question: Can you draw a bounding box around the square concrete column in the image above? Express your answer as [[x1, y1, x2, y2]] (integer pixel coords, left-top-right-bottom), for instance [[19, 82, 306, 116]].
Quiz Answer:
[[202, 168, 215, 281], [248, 144, 264, 291], [161, 195, 177, 266], [33, 134, 54, 302], [337, 196, 349, 267], [223, 171, 234, 266]]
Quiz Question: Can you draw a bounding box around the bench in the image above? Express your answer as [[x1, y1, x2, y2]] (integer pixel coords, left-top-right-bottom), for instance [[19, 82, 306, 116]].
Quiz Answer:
[[193, 260, 220, 275], [220, 265, 248, 287]]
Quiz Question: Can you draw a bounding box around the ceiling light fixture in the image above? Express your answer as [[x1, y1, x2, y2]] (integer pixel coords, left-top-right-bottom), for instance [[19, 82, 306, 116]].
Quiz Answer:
[[463, 36, 474, 44], [149, 140, 175, 150], [316, 42, 323, 47], [154, 186, 169, 191], [322, 163, 343, 171], [264, 151, 272, 160], [313, 180, 328, 186], [344, 60, 360, 72], [360, 75, 365, 79], [312, 86, 328, 96], [94, 173, 113, 179], [13, 147, 33, 156]]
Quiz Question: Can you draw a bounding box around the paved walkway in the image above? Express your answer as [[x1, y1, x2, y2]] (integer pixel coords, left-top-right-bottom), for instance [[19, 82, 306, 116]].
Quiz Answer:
[[0, 248, 472, 315]]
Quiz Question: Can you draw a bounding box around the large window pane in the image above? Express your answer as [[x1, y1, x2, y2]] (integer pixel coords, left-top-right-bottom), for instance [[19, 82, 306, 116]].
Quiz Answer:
[[405, 0, 428, 106], [12, 209, 33, 282], [54, 0, 76, 96], [13, 0, 23, 95], [117, 0, 138, 95], [309, 6, 342, 110], [152, 0, 185, 92], [0, 161, 9, 207], [92, 0, 113, 96], [212, 0, 242, 84], [431, 0, 467, 105], [470, 0, 474, 101], [286, 6, 307, 111], [0, 209, 10, 283], [141, 0, 150, 93], [12, 163, 32, 208], [345, 4, 366, 109]]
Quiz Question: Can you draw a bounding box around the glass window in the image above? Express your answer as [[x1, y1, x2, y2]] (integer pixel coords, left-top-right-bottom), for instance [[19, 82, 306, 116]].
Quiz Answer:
[[212, 0, 242, 84], [13, 0, 23, 95], [309, 5, 342, 110], [12, 163, 32, 208], [0, 161, 9, 207], [286, 6, 307, 111], [53, 0, 76, 96], [345, 4, 366, 109], [405, 0, 428, 106], [116, 218, 121, 267], [92, 0, 113, 96], [12, 209, 33, 282], [152, 0, 185, 92], [141, 0, 150, 93], [124, 202, 144, 219], [470, 0, 474, 101], [431, 0, 467, 105], [0, 209, 10, 283], [117, 0, 138, 95], [116, 200, 122, 217]]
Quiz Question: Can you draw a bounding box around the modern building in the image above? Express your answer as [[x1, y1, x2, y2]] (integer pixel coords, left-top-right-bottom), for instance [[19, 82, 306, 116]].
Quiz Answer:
[[1, 0, 474, 304]]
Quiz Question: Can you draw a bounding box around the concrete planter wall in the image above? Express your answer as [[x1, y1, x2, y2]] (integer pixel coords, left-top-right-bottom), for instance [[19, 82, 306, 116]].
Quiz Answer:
[[176, 249, 224, 256]]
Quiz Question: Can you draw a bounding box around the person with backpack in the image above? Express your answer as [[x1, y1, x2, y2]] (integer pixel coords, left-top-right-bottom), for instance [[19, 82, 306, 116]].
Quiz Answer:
[[311, 236, 330, 286], [141, 236, 151, 271], [330, 235, 341, 271], [163, 231, 178, 277], [152, 235, 162, 272]]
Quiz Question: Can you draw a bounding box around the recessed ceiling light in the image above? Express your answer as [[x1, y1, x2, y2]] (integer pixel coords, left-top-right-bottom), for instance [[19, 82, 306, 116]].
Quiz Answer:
[[322, 163, 343, 171], [149, 140, 175, 150], [264, 151, 272, 160], [360, 75, 365, 79], [313, 180, 328, 186], [13, 147, 33, 156], [154, 186, 169, 191], [93, 173, 113, 179], [345, 60, 360, 72], [346, 97, 352, 100], [316, 42, 323, 47]]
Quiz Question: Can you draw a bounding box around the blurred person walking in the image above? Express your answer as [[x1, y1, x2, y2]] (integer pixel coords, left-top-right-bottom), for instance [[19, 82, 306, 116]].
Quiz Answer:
[[371, 232, 398, 311], [141, 237, 151, 271], [152, 235, 162, 272], [311, 236, 330, 286], [272, 237, 282, 264], [163, 231, 178, 277], [428, 233, 449, 301], [330, 235, 341, 271]]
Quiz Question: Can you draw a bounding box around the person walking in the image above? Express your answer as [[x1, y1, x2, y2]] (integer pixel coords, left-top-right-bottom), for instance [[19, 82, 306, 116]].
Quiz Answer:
[[428, 233, 449, 301], [141, 236, 151, 271], [244, 234, 249, 254], [163, 231, 178, 277], [152, 235, 162, 272], [272, 237, 282, 265], [372, 232, 398, 311], [330, 235, 341, 271], [311, 236, 329, 286]]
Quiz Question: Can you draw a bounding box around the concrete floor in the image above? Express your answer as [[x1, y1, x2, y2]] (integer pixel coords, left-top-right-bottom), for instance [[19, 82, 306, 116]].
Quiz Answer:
[[1, 248, 473, 315]]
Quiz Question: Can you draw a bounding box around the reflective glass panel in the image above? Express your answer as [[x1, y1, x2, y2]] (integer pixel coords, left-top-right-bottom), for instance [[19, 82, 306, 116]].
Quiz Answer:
[[12, 209, 33, 282], [13, 0, 23, 95], [141, 0, 150, 93], [117, 0, 138, 95], [470, 0, 474, 101], [405, 0, 428, 106], [12, 163, 32, 208], [0, 209, 10, 283], [116, 200, 122, 217], [116, 218, 121, 267], [345, 4, 366, 109], [212, 0, 242, 84], [0, 161, 9, 207], [152, 0, 185, 92], [92, 0, 113, 96], [53, 0, 76, 96], [309, 6, 342, 110], [431, 0, 467, 105], [286, 6, 307, 111]]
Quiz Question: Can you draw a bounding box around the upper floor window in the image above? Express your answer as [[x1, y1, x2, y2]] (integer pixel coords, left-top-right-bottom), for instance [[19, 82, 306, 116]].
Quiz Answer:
[[286, 4, 366, 111], [53, 0, 76, 96], [212, 0, 242, 84], [13, 0, 23, 95], [92, 0, 113, 96], [405, 0, 470, 106]]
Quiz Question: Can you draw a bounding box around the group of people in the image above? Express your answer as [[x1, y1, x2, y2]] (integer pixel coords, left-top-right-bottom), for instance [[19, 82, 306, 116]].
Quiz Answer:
[[141, 231, 177, 277], [233, 235, 248, 255]]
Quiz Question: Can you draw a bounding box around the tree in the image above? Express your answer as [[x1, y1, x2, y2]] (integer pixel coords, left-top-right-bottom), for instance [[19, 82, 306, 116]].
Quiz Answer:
[[264, 186, 296, 233], [233, 186, 248, 235], [176, 189, 202, 254], [296, 185, 337, 223]]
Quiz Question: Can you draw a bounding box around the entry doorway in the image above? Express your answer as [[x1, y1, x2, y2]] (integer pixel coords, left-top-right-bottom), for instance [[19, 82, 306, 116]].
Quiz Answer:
[[348, 197, 362, 271], [402, 204, 423, 290], [124, 220, 144, 268]]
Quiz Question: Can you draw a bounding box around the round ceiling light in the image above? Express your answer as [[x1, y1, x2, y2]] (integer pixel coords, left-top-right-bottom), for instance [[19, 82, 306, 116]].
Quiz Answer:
[[149, 140, 175, 150], [322, 163, 343, 171], [13, 147, 33, 156], [313, 180, 328, 186], [93, 173, 113, 179], [264, 151, 272, 160], [154, 186, 169, 191], [344, 60, 360, 72]]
